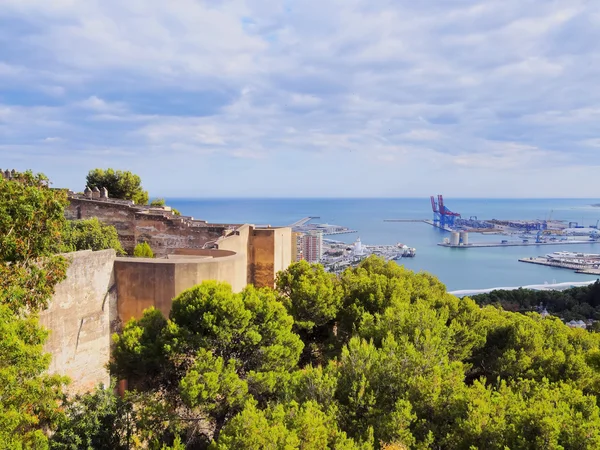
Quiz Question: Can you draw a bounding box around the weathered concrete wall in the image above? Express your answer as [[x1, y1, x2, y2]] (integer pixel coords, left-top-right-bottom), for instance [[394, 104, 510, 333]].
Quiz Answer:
[[114, 252, 247, 322], [274, 227, 292, 276], [67, 197, 233, 256], [247, 227, 292, 288], [249, 229, 276, 287], [40, 249, 116, 395]]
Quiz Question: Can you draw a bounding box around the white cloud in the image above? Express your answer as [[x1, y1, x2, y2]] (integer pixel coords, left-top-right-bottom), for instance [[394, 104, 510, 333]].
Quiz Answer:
[[1, 0, 600, 196]]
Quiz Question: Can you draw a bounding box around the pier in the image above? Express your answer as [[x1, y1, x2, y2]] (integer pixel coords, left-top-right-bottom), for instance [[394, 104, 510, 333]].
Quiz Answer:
[[439, 240, 598, 248], [519, 257, 600, 276], [289, 216, 320, 228]]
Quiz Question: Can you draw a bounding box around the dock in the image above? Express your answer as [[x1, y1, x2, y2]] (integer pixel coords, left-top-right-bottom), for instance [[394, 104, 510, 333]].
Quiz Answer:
[[519, 257, 600, 275], [384, 219, 427, 223], [439, 240, 598, 248], [384, 219, 452, 232], [289, 216, 320, 228]]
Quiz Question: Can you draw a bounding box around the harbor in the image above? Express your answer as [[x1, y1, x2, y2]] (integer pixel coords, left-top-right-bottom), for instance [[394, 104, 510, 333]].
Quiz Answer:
[[290, 216, 358, 236], [321, 237, 416, 273]]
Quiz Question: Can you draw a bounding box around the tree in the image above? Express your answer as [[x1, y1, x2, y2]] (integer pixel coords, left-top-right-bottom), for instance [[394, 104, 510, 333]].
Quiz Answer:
[[0, 171, 69, 313], [50, 384, 128, 450], [62, 218, 125, 255], [134, 242, 154, 258], [212, 400, 370, 450], [150, 198, 166, 207], [111, 282, 304, 444], [276, 260, 343, 331], [0, 304, 68, 449], [86, 168, 149, 205]]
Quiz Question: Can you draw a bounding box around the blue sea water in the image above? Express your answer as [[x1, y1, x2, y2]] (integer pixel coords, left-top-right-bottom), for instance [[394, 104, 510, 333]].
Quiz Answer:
[[167, 198, 600, 292]]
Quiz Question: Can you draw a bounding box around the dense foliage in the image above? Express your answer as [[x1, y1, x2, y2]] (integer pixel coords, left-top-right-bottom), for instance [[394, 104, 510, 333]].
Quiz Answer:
[[0, 171, 69, 313], [0, 171, 71, 448], [86, 168, 149, 205], [134, 242, 154, 258], [6, 168, 600, 448], [471, 280, 600, 321], [62, 218, 125, 255], [108, 257, 600, 449]]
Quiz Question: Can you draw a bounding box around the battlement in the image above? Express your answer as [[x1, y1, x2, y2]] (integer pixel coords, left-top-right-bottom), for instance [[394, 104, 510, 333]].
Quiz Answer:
[[0, 169, 17, 180], [66, 193, 243, 256]]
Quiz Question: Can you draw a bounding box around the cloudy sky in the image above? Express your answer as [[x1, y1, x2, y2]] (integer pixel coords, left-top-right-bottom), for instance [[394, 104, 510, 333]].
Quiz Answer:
[[1, 0, 599, 198]]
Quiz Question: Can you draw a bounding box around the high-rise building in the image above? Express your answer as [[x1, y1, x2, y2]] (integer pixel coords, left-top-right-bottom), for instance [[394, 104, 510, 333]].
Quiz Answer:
[[292, 232, 304, 262], [302, 231, 323, 263]]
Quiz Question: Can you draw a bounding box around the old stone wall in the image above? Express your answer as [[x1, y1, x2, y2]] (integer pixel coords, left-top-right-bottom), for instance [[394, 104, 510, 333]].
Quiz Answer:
[[66, 197, 235, 256], [114, 251, 247, 323], [247, 227, 292, 288], [39, 249, 117, 395]]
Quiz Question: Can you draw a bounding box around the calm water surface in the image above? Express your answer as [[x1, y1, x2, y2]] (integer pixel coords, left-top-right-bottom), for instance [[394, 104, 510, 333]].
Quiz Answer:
[[167, 198, 600, 291]]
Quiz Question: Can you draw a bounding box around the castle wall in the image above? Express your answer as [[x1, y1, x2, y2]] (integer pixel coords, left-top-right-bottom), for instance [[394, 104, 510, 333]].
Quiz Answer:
[[66, 197, 232, 256], [248, 227, 292, 288], [39, 249, 117, 394], [114, 251, 247, 323]]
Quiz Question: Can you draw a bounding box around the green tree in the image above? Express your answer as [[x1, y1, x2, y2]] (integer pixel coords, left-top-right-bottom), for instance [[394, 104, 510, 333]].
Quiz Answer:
[[212, 400, 369, 450], [150, 198, 166, 207], [276, 260, 343, 331], [50, 384, 128, 450], [0, 171, 69, 313], [0, 304, 68, 449], [111, 282, 304, 444], [134, 242, 154, 258], [62, 218, 125, 255], [86, 168, 149, 205]]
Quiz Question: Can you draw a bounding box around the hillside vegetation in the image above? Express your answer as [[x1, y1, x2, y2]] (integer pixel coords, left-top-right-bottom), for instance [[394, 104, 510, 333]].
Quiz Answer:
[[3, 171, 600, 449], [471, 281, 600, 321]]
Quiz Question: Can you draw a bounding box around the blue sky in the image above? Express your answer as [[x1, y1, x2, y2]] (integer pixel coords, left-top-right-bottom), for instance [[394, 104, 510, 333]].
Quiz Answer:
[[1, 0, 600, 198]]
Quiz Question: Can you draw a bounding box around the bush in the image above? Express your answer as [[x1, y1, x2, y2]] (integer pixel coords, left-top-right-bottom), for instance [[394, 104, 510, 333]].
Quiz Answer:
[[134, 242, 154, 258], [62, 218, 125, 255]]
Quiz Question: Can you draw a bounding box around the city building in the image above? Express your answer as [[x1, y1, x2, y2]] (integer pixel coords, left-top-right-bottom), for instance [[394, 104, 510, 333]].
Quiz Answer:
[[302, 230, 323, 263], [292, 231, 304, 262]]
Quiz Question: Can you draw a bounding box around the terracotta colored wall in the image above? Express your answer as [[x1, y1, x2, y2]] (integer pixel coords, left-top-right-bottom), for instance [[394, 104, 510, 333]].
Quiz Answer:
[[114, 252, 247, 322], [40, 250, 116, 394]]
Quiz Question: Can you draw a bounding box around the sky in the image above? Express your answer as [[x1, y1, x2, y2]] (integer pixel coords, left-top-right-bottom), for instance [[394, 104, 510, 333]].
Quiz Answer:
[[1, 0, 600, 198]]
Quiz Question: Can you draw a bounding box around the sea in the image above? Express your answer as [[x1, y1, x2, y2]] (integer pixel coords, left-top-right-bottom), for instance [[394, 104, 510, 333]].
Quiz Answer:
[[166, 198, 600, 292]]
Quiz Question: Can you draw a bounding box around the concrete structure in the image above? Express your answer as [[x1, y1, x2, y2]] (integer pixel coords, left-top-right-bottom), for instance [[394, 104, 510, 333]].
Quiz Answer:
[[40, 250, 117, 394], [303, 230, 323, 263], [450, 231, 460, 246]]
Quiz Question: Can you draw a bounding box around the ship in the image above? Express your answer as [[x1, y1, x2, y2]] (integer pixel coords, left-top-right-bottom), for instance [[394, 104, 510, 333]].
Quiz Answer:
[[397, 243, 416, 257]]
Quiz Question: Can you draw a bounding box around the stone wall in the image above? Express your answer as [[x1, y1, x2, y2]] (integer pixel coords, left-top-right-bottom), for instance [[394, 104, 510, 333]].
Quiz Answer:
[[114, 251, 247, 323], [39, 249, 117, 395], [248, 227, 292, 288], [66, 196, 237, 256]]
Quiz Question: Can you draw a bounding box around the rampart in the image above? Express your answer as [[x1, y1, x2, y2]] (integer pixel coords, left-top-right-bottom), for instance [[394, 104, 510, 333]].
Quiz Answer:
[[66, 194, 240, 256], [39, 249, 117, 394], [43, 224, 292, 393]]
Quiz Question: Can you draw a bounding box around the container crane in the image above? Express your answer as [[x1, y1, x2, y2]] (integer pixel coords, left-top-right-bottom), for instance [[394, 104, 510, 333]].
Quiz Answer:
[[430, 194, 461, 228]]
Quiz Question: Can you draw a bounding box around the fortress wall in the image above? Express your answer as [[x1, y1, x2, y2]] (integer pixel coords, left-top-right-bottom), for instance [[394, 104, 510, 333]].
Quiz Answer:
[[273, 227, 292, 276], [114, 252, 247, 323], [67, 197, 230, 256], [247, 227, 292, 288], [39, 249, 117, 394]]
